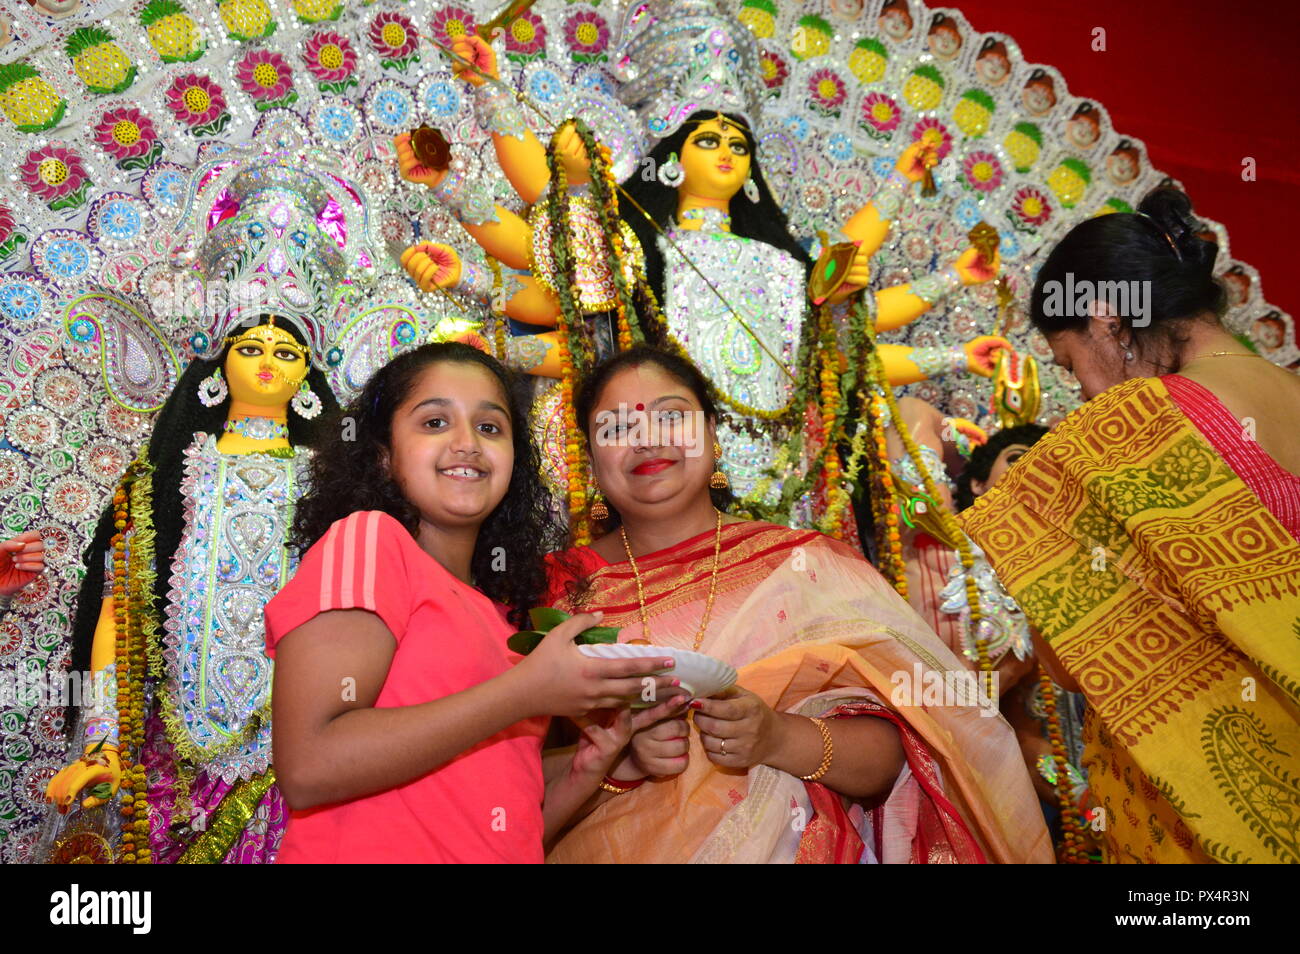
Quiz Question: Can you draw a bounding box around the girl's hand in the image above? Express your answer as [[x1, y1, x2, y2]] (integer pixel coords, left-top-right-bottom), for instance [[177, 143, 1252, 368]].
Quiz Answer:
[[0, 530, 43, 598], [393, 133, 449, 189], [894, 141, 938, 183], [692, 686, 781, 770], [625, 695, 693, 778], [516, 612, 681, 719], [450, 34, 497, 87]]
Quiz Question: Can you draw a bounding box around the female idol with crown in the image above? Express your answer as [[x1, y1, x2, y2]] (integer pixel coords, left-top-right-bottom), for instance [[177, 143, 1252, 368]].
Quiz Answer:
[[40, 155, 345, 865], [394, 2, 1006, 520]]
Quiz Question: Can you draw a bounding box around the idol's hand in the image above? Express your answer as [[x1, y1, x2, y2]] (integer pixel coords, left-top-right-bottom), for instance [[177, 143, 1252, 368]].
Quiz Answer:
[[621, 696, 692, 779], [450, 34, 497, 87], [894, 141, 938, 184], [552, 120, 593, 187], [691, 686, 780, 770], [964, 335, 1011, 377], [0, 530, 43, 597], [393, 133, 449, 189], [515, 612, 682, 718], [401, 242, 462, 292], [44, 746, 122, 814], [953, 245, 1001, 285], [825, 241, 871, 305]]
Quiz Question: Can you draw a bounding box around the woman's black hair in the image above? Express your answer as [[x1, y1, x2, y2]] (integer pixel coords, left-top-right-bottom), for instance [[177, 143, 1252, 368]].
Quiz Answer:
[[290, 341, 560, 627], [574, 344, 734, 529], [69, 318, 340, 676], [1028, 186, 1226, 366], [618, 110, 813, 308], [953, 423, 1049, 511]]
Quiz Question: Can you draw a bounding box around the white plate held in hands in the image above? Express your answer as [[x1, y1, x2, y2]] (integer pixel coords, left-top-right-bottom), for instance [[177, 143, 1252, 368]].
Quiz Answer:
[[578, 643, 737, 708]]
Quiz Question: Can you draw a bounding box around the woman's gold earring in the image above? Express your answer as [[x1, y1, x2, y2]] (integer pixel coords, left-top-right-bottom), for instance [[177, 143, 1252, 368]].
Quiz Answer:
[[589, 494, 609, 522], [709, 441, 729, 491]]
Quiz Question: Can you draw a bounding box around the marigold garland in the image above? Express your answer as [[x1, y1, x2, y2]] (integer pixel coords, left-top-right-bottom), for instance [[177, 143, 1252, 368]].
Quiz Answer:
[[1038, 664, 1093, 863]]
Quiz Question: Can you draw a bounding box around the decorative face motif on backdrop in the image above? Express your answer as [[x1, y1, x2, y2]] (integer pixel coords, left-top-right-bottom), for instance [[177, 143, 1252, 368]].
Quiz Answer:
[[1222, 267, 1251, 308], [678, 115, 753, 203], [927, 15, 962, 61], [878, 0, 914, 42], [1066, 103, 1101, 149], [224, 320, 310, 409], [1252, 314, 1286, 352], [975, 39, 1011, 86], [1105, 141, 1140, 186], [1022, 70, 1056, 116]]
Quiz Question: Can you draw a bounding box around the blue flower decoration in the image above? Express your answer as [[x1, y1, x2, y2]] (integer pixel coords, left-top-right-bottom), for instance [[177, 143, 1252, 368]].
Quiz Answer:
[[871, 156, 894, 178], [373, 89, 411, 128], [47, 239, 91, 278], [0, 282, 42, 323], [189, 331, 210, 352], [99, 201, 142, 242], [954, 198, 982, 231], [783, 115, 810, 142], [826, 133, 854, 163], [153, 171, 183, 208], [528, 69, 563, 105], [424, 81, 460, 120], [395, 320, 416, 344], [577, 72, 615, 97], [319, 105, 357, 142], [70, 318, 97, 343], [1000, 230, 1021, 258], [327, 346, 344, 367]]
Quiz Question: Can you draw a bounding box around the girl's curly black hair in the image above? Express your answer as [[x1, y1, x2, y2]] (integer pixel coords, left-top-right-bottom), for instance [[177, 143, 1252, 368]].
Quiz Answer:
[[68, 318, 341, 676], [289, 342, 561, 628]]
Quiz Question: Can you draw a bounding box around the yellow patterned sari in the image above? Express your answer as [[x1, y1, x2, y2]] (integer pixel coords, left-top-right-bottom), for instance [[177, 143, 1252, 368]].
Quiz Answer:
[[545, 522, 1052, 864], [961, 377, 1300, 863]]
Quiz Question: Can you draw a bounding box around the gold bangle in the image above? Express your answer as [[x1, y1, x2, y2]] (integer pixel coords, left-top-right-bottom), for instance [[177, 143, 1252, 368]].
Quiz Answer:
[[597, 777, 642, 795], [798, 717, 834, 782]]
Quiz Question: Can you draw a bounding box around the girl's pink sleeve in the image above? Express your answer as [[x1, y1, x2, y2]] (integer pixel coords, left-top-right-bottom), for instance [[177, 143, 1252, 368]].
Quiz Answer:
[[265, 510, 414, 656]]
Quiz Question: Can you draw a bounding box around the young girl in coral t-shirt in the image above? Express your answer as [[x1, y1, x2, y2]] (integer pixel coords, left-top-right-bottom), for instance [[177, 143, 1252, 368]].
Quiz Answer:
[[264, 344, 680, 863]]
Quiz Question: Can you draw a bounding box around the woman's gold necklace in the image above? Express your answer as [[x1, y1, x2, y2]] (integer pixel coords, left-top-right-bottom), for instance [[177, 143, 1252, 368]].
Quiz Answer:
[[620, 510, 724, 652]]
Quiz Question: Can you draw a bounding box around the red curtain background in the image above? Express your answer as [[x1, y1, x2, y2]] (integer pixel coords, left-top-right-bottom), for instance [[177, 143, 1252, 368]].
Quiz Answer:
[[960, 0, 1299, 316]]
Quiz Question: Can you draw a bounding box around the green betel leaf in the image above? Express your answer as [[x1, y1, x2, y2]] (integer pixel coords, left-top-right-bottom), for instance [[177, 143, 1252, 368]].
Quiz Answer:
[[89, 738, 106, 754], [529, 607, 569, 632], [576, 626, 619, 645], [507, 630, 546, 655], [90, 783, 113, 800]]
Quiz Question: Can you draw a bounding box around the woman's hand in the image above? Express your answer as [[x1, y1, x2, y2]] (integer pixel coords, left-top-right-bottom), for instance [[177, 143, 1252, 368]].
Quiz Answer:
[[953, 245, 1001, 285], [515, 612, 681, 719], [691, 686, 782, 770], [44, 746, 122, 814], [964, 335, 1011, 377], [0, 530, 43, 598], [393, 133, 449, 189], [450, 34, 497, 87], [401, 242, 462, 292], [576, 696, 689, 784], [894, 141, 938, 183]]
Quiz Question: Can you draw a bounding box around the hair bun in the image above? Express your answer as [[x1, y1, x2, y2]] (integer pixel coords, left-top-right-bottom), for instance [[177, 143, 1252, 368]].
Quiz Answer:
[[1138, 186, 1217, 273]]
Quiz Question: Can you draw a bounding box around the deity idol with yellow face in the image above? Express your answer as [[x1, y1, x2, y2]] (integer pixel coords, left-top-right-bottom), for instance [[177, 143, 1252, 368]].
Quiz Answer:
[[43, 315, 339, 865]]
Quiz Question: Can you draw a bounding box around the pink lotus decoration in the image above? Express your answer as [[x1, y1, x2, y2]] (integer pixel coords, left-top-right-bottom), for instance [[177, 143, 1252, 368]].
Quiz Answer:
[[303, 30, 357, 92], [808, 68, 847, 114], [92, 106, 163, 170], [1009, 185, 1053, 230], [236, 49, 298, 109], [564, 10, 609, 62], [961, 150, 1004, 193], [369, 10, 420, 68], [20, 145, 91, 211], [911, 117, 953, 161], [165, 74, 230, 136], [759, 50, 788, 90], [504, 10, 546, 61], [860, 92, 901, 137], [0, 202, 24, 261], [429, 6, 476, 44]]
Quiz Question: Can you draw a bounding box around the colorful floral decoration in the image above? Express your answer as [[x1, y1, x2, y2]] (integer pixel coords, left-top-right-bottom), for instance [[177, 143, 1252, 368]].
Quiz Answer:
[[859, 91, 901, 140], [364, 80, 416, 135], [65, 26, 136, 95], [1047, 157, 1091, 209], [310, 97, 362, 150], [911, 117, 953, 161], [758, 48, 788, 92], [164, 73, 231, 137], [303, 29, 358, 93], [952, 88, 995, 138], [0, 202, 28, 262], [429, 6, 476, 44], [807, 68, 847, 118], [235, 49, 298, 109], [218, 0, 277, 42], [564, 9, 610, 63], [368, 10, 420, 72], [1008, 184, 1053, 232], [20, 144, 91, 211], [504, 10, 547, 64], [292, 0, 343, 23], [31, 230, 98, 285], [87, 193, 150, 248], [0, 62, 67, 133], [92, 104, 163, 170], [139, 0, 205, 64], [848, 38, 888, 85], [961, 150, 1004, 194]]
